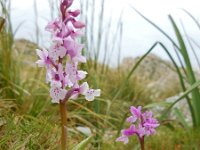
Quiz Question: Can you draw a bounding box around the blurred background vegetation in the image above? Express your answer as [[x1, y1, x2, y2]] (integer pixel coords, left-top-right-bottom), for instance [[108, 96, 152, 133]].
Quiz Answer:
[[0, 0, 200, 149]]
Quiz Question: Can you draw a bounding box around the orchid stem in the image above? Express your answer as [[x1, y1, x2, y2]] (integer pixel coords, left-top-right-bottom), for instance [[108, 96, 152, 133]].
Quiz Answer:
[[60, 101, 67, 150], [139, 137, 145, 150]]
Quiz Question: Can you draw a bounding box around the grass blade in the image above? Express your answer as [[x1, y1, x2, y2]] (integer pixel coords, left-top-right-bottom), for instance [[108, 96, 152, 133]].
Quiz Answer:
[[72, 136, 93, 150], [130, 6, 179, 49], [169, 15, 200, 127], [174, 108, 189, 129], [161, 80, 200, 120], [182, 9, 200, 30], [180, 21, 200, 70]]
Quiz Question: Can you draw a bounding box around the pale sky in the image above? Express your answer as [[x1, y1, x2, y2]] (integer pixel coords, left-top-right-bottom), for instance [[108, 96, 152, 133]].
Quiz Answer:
[[10, 0, 200, 69]]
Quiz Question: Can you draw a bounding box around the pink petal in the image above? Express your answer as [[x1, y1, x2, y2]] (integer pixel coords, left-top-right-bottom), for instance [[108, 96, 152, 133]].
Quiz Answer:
[[130, 106, 142, 118], [35, 60, 45, 67], [126, 116, 137, 123], [116, 135, 129, 144], [69, 9, 80, 17], [79, 82, 89, 95], [94, 89, 101, 96], [62, 0, 73, 8], [36, 49, 43, 59], [72, 20, 85, 28], [77, 71, 87, 80], [73, 55, 86, 63], [85, 94, 94, 101]]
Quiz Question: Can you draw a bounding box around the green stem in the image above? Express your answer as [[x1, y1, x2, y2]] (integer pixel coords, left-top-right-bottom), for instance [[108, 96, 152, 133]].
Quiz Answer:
[[60, 101, 67, 150]]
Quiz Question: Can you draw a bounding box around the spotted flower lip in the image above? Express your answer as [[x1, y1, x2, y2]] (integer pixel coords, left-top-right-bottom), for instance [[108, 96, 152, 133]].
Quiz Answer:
[[50, 81, 67, 103], [85, 89, 101, 101], [116, 106, 159, 144], [49, 43, 66, 61], [36, 0, 100, 103]]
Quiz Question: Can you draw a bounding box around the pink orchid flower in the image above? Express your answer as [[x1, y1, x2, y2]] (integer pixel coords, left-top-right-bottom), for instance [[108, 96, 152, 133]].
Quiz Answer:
[[116, 106, 159, 147], [35, 49, 51, 68], [36, 0, 100, 103]]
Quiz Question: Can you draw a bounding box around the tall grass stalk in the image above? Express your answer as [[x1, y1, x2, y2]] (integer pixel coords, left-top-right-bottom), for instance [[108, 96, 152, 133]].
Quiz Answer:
[[80, 0, 124, 148], [0, 0, 22, 103], [33, 0, 39, 45], [117, 22, 123, 71], [180, 21, 200, 71], [182, 9, 200, 30], [80, 0, 123, 71], [95, 0, 104, 70], [0, 17, 5, 32]]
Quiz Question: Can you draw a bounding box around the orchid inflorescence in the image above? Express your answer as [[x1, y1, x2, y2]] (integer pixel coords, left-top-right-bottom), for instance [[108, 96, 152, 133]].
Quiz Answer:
[[36, 0, 100, 103], [116, 106, 159, 145]]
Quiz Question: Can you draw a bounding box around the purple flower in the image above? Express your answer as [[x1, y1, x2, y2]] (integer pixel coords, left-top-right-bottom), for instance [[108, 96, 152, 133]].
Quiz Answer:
[[79, 82, 89, 94], [84, 89, 101, 101], [50, 81, 67, 103], [62, 0, 73, 9], [123, 125, 137, 136], [71, 19, 85, 28], [130, 106, 142, 119], [116, 106, 159, 144], [116, 134, 129, 144], [64, 40, 86, 63], [68, 10, 80, 17], [65, 62, 87, 85], [137, 124, 146, 138], [49, 43, 66, 61], [126, 115, 137, 123], [45, 18, 62, 34], [35, 49, 51, 68]]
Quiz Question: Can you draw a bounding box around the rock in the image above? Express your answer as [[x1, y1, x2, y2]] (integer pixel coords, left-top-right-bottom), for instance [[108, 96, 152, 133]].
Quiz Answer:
[[14, 39, 39, 66], [76, 126, 92, 136], [165, 94, 192, 126], [120, 54, 181, 101]]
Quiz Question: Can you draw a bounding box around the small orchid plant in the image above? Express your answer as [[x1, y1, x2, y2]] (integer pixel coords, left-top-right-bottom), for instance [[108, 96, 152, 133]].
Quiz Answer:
[[36, 0, 100, 149], [116, 106, 159, 150]]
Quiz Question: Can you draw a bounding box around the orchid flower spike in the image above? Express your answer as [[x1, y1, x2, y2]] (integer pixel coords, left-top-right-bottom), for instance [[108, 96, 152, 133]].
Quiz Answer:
[[36, 0, 101, 103]]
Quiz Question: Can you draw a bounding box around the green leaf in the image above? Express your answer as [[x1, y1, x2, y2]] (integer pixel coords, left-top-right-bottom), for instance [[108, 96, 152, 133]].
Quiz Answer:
[[161, 80, 200, 121], [72, 136, 93, 150], [169, 15, 200, 127], [174, 108, 189, 129]]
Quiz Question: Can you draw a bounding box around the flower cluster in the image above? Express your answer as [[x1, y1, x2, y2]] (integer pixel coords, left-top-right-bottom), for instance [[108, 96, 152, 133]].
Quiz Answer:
[[36, 0, 100, 103], [116, 106, 159, 144]]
